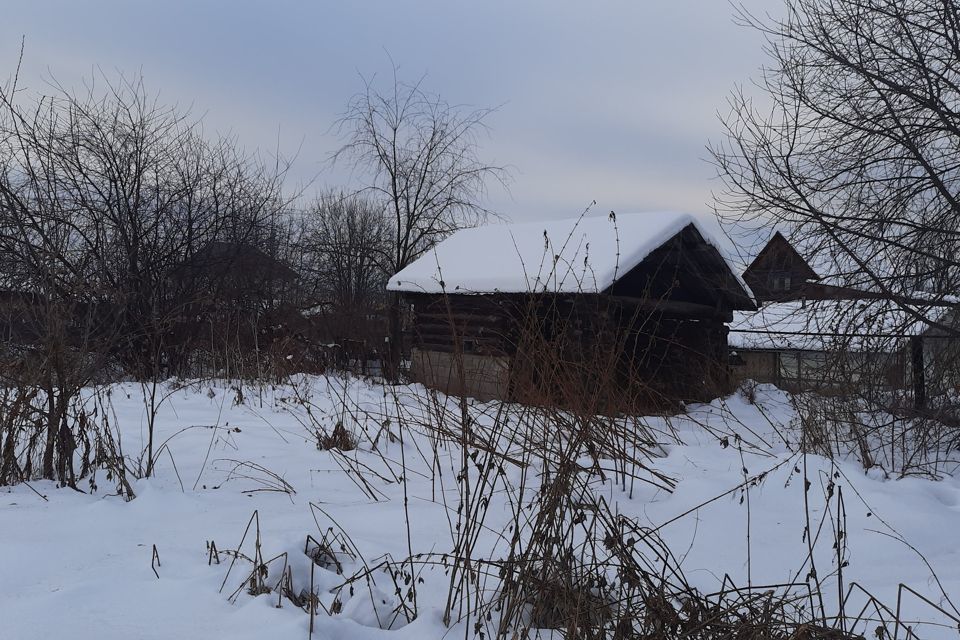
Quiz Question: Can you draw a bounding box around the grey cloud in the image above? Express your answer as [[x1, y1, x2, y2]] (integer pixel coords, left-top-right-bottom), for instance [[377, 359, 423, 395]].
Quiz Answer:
[[1, 0, 777, 224]]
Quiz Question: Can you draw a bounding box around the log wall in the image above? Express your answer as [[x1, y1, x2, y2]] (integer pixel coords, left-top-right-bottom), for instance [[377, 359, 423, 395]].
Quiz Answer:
[[403, 292, 736, 409]]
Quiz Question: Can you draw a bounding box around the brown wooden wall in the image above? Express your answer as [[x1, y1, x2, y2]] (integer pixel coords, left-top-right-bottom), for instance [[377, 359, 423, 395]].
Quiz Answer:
[[403, 292, 735, 409], [404, 293, 515, 357]]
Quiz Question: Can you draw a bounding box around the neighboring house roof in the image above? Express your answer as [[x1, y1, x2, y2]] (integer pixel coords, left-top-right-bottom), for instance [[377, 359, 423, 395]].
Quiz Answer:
[[177, 241, 299, 283], [388, 212, 753, 301], [743, 231, 821, 282], [750, 225, 908, 293], [729, 299, 954, 352]]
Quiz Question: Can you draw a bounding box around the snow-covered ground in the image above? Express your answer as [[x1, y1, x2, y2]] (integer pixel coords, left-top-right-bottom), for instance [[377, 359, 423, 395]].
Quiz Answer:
[[1, 377, 959, 639]]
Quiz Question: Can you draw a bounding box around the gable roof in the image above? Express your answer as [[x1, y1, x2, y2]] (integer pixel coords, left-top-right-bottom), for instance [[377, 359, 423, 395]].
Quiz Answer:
[[743, 231, 820, 282], [178, 241, 299, 283], [388, 212, 754, 304], [747, 226, 889, 293]]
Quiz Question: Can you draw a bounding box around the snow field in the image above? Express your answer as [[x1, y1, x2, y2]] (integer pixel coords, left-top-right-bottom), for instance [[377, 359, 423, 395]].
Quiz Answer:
[[1, 377, 958, 639]]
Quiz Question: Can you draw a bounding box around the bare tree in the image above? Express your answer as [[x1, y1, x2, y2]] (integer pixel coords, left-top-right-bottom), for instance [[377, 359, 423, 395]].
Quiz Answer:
[[0, 69, 290, 479], [302, 190, 390, 317], [334, 75, 507, 380], [714, 0, 960, 464], [712, 0, 960, 314]]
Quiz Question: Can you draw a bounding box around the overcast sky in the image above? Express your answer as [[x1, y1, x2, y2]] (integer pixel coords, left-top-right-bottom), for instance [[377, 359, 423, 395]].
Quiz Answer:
[[1, 1, 775, 240]]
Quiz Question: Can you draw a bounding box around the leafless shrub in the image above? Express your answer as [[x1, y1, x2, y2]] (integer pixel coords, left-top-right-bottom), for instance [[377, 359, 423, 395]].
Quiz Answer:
[[0, 375, 136, 497], [739, 379, 759, 405], [305, 531, 355, 576], [0, 384, 41, 486], [217, 459, 297, 496], [317, 422, 358, 452], [792, 393, 960, 478]]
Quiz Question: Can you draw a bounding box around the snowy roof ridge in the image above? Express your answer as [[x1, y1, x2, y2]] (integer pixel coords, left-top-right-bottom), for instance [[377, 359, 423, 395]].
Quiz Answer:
[[387, 211, 747, 296]]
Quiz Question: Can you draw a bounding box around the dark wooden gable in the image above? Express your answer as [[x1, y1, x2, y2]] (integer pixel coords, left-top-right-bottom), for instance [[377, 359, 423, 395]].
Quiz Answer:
[[742, 231, 819, 303], [605, 224, 756, 316]]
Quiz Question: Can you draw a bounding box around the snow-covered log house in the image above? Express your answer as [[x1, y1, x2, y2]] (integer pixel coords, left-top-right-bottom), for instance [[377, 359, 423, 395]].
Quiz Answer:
[[388, 212, 756, 408]]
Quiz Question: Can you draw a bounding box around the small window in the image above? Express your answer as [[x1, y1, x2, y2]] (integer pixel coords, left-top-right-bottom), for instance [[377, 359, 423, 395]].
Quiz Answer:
[[769, 272, 792, 292], [462, 339, 475, 353]]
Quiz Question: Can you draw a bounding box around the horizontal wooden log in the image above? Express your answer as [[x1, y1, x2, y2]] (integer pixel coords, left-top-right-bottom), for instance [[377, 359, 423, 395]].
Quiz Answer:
[[414, 322, 508, 334], [413, 311, 510, 325], [416, 341, 509, 356], [414, 332, 509, 346], [610, 296, 732, 321]]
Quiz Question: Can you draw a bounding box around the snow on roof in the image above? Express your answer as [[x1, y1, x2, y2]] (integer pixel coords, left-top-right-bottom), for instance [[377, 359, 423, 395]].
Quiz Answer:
[[388, 211, 748, 296], [729, 300, 954, 352]]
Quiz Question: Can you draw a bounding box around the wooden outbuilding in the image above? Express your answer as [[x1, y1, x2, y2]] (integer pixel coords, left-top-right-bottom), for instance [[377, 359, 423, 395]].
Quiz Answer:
[[388, 212, 756, 409], [731, 231, 960, 407]]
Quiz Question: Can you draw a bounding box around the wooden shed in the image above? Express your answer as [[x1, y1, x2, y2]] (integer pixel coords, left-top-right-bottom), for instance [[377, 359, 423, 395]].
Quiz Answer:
[[731, 231, 960, 407], [388, 212, 756, 409]]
